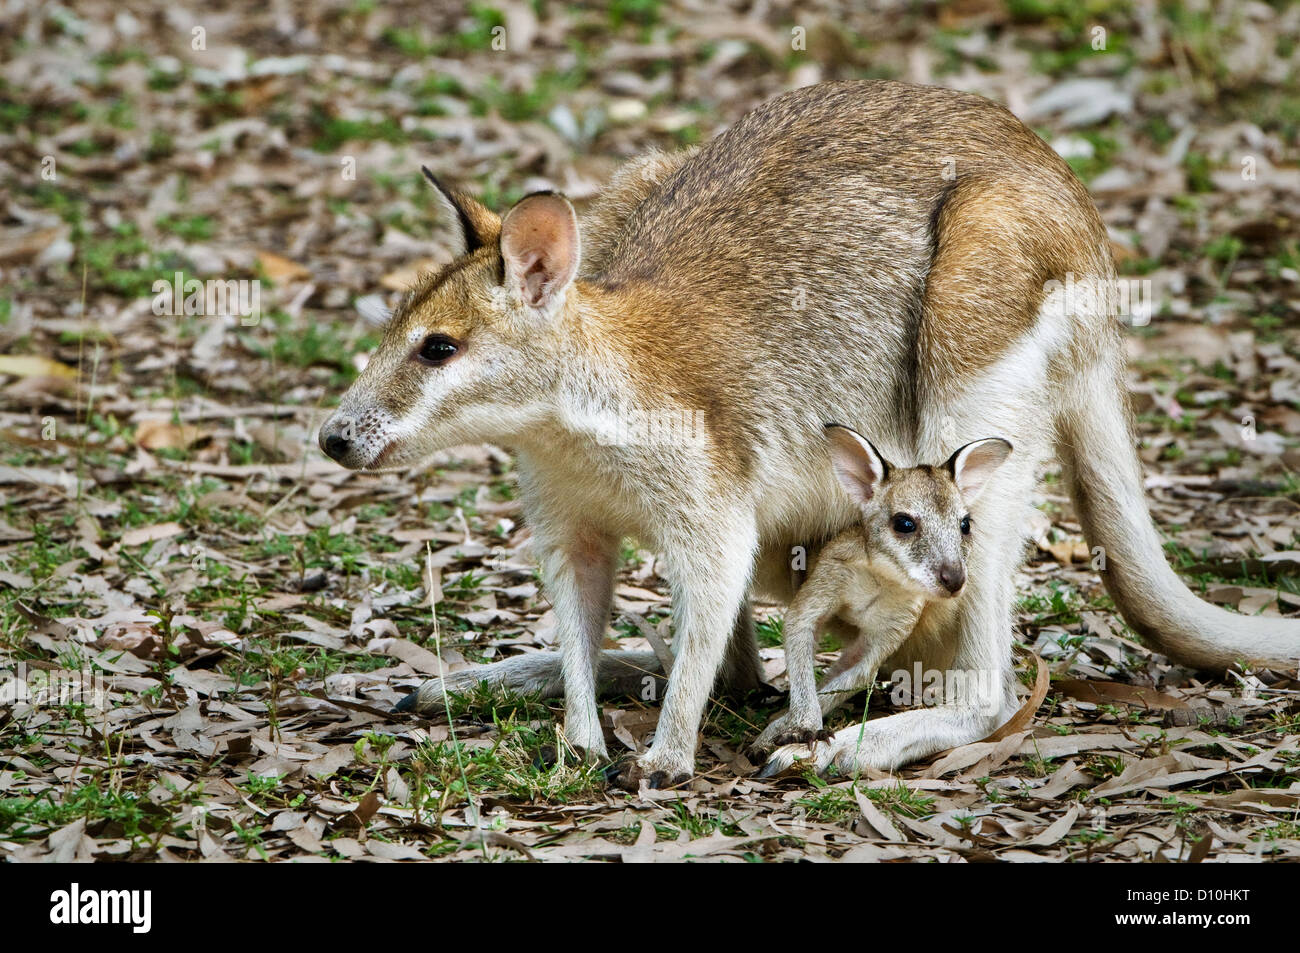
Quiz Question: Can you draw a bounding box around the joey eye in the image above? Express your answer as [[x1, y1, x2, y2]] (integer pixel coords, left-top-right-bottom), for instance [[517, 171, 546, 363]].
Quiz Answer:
[[960, 516, 971, 535], [416, 334, 459, 366], [892, 514, 916, 534]]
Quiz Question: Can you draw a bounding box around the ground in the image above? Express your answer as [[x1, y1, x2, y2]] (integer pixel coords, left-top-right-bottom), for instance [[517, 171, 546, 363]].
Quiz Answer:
[[1, 0, 1298, 862]]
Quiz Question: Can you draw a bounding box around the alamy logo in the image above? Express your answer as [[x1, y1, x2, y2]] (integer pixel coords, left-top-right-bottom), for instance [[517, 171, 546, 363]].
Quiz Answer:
[[1042, 272, 1154, 327], [49, 883, 151, 933], [152, 272, 261, 325], [1, 662, 108, 709], [889, 662, 1001, 716], [591, 400, 706, 448]]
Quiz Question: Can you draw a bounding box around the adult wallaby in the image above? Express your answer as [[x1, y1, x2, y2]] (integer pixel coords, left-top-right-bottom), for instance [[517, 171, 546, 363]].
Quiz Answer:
[[319, 80, 1300, 789]]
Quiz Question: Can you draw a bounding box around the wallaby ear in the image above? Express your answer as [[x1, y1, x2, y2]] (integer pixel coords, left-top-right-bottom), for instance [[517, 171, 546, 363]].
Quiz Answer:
[[946, 437, 1012, 502], [499, 192, 581, 309], [824, 423, 890, 506], [422, 167, 500, 257]]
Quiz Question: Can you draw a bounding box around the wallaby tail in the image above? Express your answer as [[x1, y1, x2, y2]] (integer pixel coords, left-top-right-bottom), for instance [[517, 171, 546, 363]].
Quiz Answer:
[[1057, 356, 1300, 672]]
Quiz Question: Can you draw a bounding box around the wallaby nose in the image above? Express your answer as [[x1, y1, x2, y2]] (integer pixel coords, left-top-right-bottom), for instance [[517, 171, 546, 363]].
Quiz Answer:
[[321, 430, 350, 462], [938, 564, 965, 595]]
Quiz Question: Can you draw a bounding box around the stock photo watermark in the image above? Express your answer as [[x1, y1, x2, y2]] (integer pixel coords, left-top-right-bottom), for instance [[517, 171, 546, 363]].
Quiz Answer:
[[1043, 272, 1156, 327], [888, 662, 1003, 717], [591, 400, 707, 449], [49, 884, 151, 933], [1, 663, 109, 710], [152, 272, 262, 326]]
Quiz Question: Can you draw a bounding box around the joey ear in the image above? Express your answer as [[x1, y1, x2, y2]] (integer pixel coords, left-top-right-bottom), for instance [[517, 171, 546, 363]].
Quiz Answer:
[[946, 437, 1013, 502], [499, 192, 581, 309], [422, 167, 500, 257], [824, 423, 890, 507]]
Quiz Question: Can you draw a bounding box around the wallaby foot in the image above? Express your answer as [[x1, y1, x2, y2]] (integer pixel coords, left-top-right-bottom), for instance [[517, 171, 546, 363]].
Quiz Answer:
[[757, 743, 816, 778], [774, 727, 833, 747], [758, 721, 882, 777], [761, 702, 1007, 778], [747, 710, 826, 760], [604, 756, 692, 792]]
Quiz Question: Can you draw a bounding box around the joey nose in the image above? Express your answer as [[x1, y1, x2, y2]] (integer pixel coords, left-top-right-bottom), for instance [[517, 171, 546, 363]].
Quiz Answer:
[[938, 565, 966, 595]]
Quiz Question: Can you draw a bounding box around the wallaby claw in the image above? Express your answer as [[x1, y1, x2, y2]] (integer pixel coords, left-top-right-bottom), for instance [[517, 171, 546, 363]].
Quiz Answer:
[[746, 717, 827, 763], [605, 758, 691, 791], [772, 727, 833, 747]]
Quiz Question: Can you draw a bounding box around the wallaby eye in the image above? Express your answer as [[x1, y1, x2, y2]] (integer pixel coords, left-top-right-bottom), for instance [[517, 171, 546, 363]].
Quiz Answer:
[[960, 516, 971, 535], [416, 334, 459, 366], [892, 513, 917, 534]]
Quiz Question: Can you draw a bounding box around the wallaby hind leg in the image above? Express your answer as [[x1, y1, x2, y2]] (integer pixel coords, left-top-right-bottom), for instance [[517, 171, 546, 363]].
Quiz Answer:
[[393, 649, 668, 715], [393, 591, 760, 720]]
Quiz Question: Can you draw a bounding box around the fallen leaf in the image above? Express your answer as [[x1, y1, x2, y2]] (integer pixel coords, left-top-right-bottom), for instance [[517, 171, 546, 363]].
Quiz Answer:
[[134, 419, 205, 450], [256, 250, 311, 282], [0, 355, 77, 379], [119, 522, 185, 547]]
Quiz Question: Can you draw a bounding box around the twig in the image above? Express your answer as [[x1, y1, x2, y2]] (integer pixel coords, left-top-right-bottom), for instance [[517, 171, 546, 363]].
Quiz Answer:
[[623, 612, 675, 676]]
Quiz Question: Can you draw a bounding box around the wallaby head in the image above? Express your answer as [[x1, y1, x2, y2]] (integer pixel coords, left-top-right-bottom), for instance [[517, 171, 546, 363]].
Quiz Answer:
[[824, 423, 1012, 599], [318, 170, 582, 470]]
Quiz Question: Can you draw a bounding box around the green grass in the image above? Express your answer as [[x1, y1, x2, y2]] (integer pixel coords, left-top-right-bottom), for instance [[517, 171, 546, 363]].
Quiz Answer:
[[1162, 540, 1300, 601], [795, 784, 857, 822], [932, 29, 1000, 76], [0, 774, 201, 847], [1007, 0, 1137, 77], [0, 89, 87, 135], [860, 781, 936, 818], [408, 706, 605, 810], [1016, 579, 1087, 626], [1064, 131, 1121, 184], [798, 776, 937, 820], [76, 222, 159, 298], [308, 110, 407, 153], [658, 800, 746, 839], [381, 4, 506, 57], [607, 0, 662, 30], [1253, 820, 1300, 844], [756, 615, 783, 648], [242, 310, 380, 384], [157, 214, 215, 242]]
